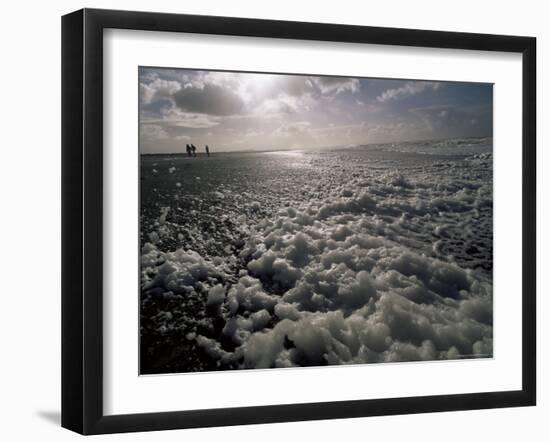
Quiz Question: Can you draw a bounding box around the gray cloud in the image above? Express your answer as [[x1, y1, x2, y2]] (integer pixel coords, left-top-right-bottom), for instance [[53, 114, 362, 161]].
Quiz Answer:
[[274, 76, 316, 97], [172, 83, 245, 116]]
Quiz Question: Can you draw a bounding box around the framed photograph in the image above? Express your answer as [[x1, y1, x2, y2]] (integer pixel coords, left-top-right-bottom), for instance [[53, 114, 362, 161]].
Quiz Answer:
[[62, 8, 536, 435]]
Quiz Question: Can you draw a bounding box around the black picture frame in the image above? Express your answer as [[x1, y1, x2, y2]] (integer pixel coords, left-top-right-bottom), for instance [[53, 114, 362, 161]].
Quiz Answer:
[[62, 8, 536, 435]]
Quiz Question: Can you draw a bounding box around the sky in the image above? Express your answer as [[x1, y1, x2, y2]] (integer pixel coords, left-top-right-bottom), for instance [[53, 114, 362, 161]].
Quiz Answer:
[[139, 67, 493, 154]]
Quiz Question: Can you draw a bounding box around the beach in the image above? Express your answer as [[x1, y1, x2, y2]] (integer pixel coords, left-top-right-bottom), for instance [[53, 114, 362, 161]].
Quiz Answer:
[[139, 138, 493, 374]]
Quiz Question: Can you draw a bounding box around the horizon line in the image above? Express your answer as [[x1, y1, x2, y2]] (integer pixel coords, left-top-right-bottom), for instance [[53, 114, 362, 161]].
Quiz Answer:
[[140, 134, 493, 155]]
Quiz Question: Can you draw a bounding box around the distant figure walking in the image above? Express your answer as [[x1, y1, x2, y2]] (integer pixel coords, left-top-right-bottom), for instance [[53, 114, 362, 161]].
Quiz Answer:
[[186, 144, 192, 157], [205, 145, 210, 157], [191, 144, 197, 157]]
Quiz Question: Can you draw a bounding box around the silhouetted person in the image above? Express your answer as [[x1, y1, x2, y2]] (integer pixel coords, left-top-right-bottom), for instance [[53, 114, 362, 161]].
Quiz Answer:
[[191, 144, 197, 157], [186, 144, 192, 157], [205, 145, 210, 157]]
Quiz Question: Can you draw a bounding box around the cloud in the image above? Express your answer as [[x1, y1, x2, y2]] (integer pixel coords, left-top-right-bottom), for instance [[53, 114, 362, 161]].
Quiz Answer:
[[312, 76, 360, 94], [140, 124, 194, 144], [140, 78, 181, 105], [140, 123, 170, 140], [254, 95, 302, 116], [172, 83, 245, 116], [377, 81, 441, 102], [244, 129, 264, 138], [144, 105, 221, 129], [276, 76, 316, 97], [274, 121, 311, 134]]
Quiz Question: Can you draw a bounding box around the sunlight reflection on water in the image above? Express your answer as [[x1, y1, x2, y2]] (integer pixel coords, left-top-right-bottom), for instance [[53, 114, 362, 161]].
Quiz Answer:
[[263, 150, 305, 157]]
